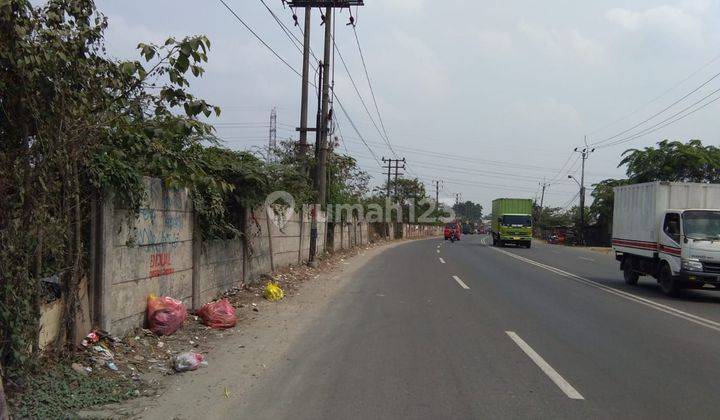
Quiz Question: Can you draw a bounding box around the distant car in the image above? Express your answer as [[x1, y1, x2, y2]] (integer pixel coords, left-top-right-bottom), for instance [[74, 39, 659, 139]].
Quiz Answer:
[[444, 223, 461, 241]]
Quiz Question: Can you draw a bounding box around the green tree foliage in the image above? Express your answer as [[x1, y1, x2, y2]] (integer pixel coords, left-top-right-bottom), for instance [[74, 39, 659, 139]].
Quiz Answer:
[[372, 177, 432, 222], [589, 178, 629, 232], [620, 140, 720, 183], [533, 204, 574, 228], [452, 201, 483, 222], [0, 0, 309, 369]]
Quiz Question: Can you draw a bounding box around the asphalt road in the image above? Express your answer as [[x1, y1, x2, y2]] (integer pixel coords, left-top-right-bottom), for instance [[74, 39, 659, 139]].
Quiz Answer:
[[239, 236, 720, 419]]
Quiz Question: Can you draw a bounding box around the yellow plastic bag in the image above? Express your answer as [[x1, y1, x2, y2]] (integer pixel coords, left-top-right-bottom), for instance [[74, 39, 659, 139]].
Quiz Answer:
[[263, 281, 284, 301]]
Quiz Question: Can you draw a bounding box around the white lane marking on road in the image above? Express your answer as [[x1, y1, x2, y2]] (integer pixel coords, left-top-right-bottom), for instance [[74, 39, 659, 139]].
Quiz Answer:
[[437, 249, 440, 253], [506, 331, 584, 400], [439, 258, 446, 264], [579, 257, 595, 262], [452, 275, 470, 289], [488, 246, 720, 332]]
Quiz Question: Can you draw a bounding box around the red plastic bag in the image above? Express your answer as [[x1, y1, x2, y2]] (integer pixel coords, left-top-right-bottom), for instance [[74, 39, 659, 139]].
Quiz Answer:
[[146, 294, 187, 336], [196, 299, 237, 329]]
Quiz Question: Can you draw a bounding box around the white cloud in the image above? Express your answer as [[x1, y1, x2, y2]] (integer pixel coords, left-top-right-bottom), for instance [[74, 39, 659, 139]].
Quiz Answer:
[[518, 21, 604, 65], [605, 4, 708, 47]]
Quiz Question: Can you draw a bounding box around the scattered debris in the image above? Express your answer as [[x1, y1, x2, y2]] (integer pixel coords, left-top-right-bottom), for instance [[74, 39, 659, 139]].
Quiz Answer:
[[81, 330, 100, 347], [71, 363, 90, 376], [147, 294, 187, 336], [172, 352, 206, 372], [263, 282, 284, 301], [197, 299, 238, 329]]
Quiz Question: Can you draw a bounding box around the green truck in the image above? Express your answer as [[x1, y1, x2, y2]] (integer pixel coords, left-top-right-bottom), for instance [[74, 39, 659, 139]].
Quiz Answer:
[[491, 198, 533, 248]]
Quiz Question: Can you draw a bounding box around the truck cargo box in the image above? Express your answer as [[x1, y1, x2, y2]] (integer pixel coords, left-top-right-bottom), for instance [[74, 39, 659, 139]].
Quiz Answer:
[[612, 182, 720, 256]]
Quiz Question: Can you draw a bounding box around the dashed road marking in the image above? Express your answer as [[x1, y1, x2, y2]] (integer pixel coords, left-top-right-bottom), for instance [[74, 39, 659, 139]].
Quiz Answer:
[[452, 275, 470, 290], [579, 257, 595, 262], [439, 258, 446, 264], [506, 331, 584, 400]]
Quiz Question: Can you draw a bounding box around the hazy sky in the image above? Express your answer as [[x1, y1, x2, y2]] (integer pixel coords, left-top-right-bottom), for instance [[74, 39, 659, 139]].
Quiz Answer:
[[96, 0, 720, 210]]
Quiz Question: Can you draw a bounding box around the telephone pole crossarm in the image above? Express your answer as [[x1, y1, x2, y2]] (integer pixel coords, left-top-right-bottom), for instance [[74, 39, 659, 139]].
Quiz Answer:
[[287, 1, 363, 6]]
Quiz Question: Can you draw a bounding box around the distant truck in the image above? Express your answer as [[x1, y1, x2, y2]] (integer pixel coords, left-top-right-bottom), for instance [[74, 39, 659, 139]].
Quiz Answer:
[[612, 182, 720, 295], [491, 198, 533, 248]]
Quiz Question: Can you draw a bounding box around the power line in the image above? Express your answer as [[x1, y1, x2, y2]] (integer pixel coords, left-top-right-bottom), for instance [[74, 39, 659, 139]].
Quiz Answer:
[[352, 26, 394, 155], [218, 0, 302, 78], [587, 52, 720, 137], [331, 35, 394, 157], [589, 69, 720, 147], [219, 0, 380, 170], [258, 0, 304, 54], [333, 93, 381, 166], [341, 135, 616, 177], [598, 87, 720, 149]]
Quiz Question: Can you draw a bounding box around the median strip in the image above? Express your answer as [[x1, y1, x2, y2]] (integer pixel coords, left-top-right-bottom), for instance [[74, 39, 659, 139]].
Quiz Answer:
[[506, 331, 584, 400], [452, 275, 470, 289]]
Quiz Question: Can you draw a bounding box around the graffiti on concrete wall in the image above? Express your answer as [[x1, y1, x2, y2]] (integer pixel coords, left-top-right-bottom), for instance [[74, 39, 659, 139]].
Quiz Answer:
[[149, 252, 174, 278]]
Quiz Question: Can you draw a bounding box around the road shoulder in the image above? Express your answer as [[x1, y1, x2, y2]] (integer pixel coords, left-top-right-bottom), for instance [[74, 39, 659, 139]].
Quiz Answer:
[[77, 239, 418, 419]]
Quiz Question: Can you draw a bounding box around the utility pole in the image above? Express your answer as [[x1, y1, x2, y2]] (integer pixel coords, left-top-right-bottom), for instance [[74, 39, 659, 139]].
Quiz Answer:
[[538, 180, 549, 222], [268, 106, 277, 161], [433, 180, 442, 208], [290, 0, 364, 265], [573, 144, 594, 245], [297, 7, 311, 157], [382, 158, 392, 198], [382, 157, 405, 198], [393, 158, 406, 198]]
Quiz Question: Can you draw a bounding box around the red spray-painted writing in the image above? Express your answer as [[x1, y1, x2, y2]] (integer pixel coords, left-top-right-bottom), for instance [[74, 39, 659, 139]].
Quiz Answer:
[[149, 252, 174, 278]]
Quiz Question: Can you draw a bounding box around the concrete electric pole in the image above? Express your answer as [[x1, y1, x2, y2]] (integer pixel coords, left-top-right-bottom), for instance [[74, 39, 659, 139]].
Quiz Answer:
[[268, 106, 277, 161], [297, 7, 312, 157], [382, 157, 406, 199], [573, 144, 594, 245], [290, 0, 365, 265]]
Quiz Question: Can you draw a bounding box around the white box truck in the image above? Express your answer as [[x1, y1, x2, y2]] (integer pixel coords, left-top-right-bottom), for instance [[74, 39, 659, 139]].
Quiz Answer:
[[612, 181, 720, 295]]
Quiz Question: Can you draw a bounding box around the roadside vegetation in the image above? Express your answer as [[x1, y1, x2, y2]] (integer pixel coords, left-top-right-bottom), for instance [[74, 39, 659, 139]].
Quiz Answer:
[[0, 2, 440, 414], [536, 140, 720, 239]]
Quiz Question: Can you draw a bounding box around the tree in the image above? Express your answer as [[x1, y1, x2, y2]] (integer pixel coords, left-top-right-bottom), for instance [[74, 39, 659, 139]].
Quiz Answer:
[[372, 177, 431, 222], [0, 0, 242, 368], [589, 178, 628, 233], [620, 140, 720, 183], [452, 201, 483, 222]]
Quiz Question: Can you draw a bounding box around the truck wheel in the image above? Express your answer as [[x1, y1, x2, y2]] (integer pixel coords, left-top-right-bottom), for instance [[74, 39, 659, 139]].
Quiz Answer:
[[525, 241, 532, 249], [623, 266, 639, 285], [659, 263, 680, 296], [498, 240, 505, 247]]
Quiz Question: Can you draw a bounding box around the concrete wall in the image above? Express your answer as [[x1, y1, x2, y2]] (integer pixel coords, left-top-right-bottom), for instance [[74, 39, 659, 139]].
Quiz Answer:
[[329, 220, 370, 252], [96, 177, 434, 336], [103, 178, 194, 334], [197, 238, 244, 306]]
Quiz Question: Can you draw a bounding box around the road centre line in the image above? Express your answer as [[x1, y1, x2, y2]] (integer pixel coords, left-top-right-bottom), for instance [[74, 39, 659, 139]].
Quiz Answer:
[[579, 257, 595, 262], [452, 275, 470, 289], [506, 331, 585, 400], [488, 246, 720, 333], [439, 257, 446, 264]]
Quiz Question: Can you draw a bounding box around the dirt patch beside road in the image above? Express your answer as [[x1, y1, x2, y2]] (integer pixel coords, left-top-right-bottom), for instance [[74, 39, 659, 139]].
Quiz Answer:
[[75, 239, 416, 419]]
